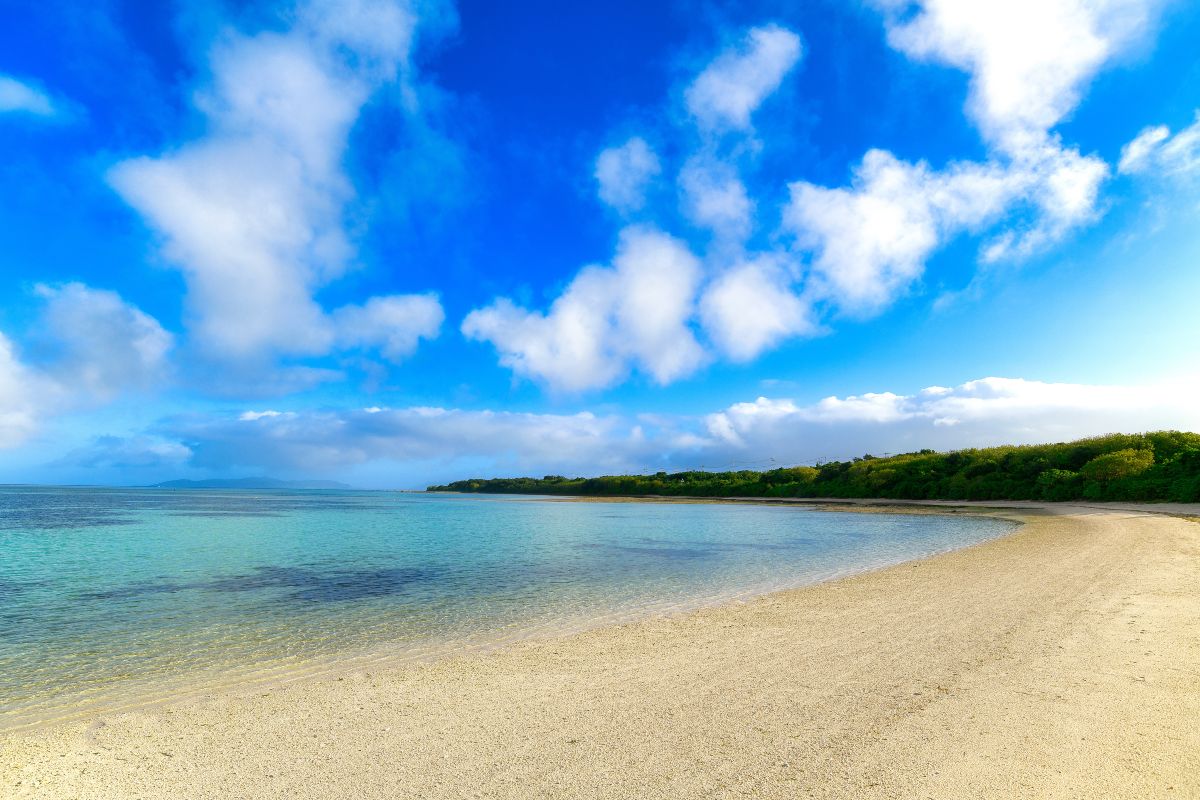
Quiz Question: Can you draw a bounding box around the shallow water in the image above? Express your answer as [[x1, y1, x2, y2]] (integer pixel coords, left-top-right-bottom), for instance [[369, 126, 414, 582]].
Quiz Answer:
[[0, 487, 1016, 727]]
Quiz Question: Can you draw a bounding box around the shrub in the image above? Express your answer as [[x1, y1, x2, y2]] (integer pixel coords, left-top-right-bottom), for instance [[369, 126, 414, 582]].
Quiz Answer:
[[1080, 449, 1155, 482], [1036, 469, 1080, 501]]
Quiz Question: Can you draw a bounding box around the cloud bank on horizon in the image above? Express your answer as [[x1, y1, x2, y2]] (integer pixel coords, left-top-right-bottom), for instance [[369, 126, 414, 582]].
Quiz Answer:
[[56, 375, 1200, 488], [0, 0, 1198, 486]]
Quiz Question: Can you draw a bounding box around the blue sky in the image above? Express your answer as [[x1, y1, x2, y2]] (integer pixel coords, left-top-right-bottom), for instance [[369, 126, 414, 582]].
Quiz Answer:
[[1, 0, 1199, 488]]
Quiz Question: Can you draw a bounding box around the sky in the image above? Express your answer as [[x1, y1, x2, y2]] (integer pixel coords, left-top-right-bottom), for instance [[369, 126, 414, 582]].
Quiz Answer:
[[1, 0, 1199, 488]]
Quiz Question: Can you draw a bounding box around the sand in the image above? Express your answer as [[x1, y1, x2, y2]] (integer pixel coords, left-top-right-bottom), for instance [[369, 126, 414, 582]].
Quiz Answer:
[[3, 503, 1198, 799]]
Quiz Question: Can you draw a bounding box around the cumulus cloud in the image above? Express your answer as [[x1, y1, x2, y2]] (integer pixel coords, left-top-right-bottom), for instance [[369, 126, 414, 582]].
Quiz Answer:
[[333, 293, 444, 362], [998, 141, 1109, 257], [296, 0, 421, 72], [33, 283, 173, 398], [471, 6, 1147, 391], [0, 74, 56, 116], [108, 0, 442, 364], [704, 376, 1200, 459], [699, 257, 814, 361], [713, 2, 1138, 342], [874, 0, 1155, 153], [784, 150, 1016, 312], [777, 0, 1141, 317], [0, 285, 172, 447], [472, 24, 809, 390], [1118, 113, 1200, 177], [595, 137, 661, 212], [866, 0, 1140, 258], [684, 24, 802, 131], [463, 227, 706, 391], [784, 142, 1109, 311], [0, 333, 50, 447], [678, 157, 754, 242]]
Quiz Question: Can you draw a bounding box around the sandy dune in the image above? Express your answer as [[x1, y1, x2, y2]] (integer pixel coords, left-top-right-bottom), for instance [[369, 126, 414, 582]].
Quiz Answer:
[[3, 504, 1198, 799]]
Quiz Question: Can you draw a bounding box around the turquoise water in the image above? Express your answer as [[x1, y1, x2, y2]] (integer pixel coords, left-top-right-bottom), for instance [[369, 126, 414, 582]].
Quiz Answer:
[[0, 487, 1015, 727]]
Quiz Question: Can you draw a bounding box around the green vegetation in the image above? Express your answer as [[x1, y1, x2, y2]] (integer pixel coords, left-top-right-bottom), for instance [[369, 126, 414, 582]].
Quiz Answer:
[[428, 431, 1200, 503]]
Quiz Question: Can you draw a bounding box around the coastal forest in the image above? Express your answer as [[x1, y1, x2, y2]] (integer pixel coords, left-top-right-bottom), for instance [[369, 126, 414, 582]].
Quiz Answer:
[[429, 431, 1200, 503]]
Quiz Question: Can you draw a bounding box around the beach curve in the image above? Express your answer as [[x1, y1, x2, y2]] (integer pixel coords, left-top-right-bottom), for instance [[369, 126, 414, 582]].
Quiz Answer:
[[2, 503, 1198, 799]]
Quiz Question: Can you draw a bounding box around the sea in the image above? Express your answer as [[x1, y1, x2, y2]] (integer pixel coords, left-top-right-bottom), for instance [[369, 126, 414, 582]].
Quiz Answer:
[[0, 486, 1016, 728]]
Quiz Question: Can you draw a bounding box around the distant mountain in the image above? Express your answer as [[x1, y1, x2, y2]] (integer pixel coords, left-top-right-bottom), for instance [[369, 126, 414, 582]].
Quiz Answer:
[[149, 477, 353, 490]]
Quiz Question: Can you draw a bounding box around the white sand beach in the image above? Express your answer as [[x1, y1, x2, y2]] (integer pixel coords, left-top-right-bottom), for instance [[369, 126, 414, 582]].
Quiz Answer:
[[3, 503, 1198, 799]]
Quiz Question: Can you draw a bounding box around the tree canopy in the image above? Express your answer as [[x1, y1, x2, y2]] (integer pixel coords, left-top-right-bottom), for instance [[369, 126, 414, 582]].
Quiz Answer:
[[428, 431, 1200, 503]]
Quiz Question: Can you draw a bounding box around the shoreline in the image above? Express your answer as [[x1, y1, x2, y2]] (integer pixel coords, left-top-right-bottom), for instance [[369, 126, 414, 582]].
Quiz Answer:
[[4, 503, 1198, 798], [0, 501, 1019, 734], [435, 489, 1200, 518]]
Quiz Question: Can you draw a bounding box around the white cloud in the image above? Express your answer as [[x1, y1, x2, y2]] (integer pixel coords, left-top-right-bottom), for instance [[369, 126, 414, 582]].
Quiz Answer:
[[781, 0, 1154, 315], [464, 292, 620, 392], [108, 0, 441, 364], [333, 293, 444, 362], [783, 150, 1019, 312], [595, 137, 661, 212], [1158, 116, 1200, 176], [469, 23, 813, 389], [1118, 112, 1200, 177], [0, 333, 50, 447], [684, 24, 802, 131], [463, 227, 705, 391], [699, 257, 814, 361], [239, 410, 285, 421], [875, 0, 1155, 153], [783, 132, 1109, 312], [704, 375, 1200, 459], [978, 140, 1109, 262], [470, 7, 1141, 389], [0, 285, 172, 447], [1118, 124, 1171, 174], [34, 283, 173, 398], [0, 74, 56, 116], [678, 157, 754, 241], [297, 0, 420, 74], [1031, 144, 1109, 226]]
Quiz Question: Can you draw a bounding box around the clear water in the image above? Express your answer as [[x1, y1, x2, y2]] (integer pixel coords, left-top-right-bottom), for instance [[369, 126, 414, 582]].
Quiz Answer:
[[0, 487, 1015, 727]]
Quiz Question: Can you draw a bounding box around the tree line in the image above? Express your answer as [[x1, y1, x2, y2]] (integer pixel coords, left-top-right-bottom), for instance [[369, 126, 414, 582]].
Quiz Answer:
[[428, 431, 1200, 503]]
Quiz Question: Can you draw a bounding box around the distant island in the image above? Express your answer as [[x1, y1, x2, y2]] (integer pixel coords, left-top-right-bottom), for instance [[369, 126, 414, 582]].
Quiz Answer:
[[150, 477, 353, 490], [429, 431, 1200, 503]]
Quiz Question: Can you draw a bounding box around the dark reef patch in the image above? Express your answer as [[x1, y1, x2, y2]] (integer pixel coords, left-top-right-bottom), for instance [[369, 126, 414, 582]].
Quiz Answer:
[[81, 564, 440, 605]]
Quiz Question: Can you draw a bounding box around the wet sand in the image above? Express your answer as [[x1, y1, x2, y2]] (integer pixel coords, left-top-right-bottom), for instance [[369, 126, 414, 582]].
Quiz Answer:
[[3, 503, 1198, 799]]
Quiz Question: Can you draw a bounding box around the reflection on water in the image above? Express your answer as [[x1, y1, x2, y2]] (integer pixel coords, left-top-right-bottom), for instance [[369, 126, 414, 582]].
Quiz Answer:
[[0, 487, 1016, 727]]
